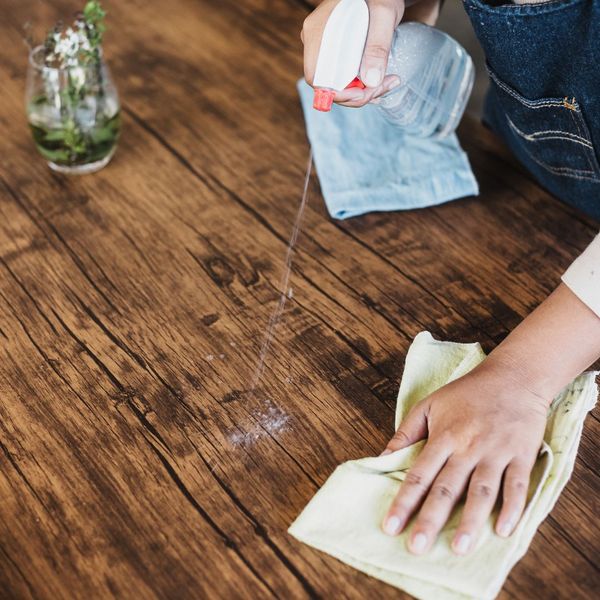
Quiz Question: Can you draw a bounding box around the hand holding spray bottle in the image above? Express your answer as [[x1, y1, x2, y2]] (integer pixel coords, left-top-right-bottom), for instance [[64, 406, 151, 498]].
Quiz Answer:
[[312, 0, 474, 138]]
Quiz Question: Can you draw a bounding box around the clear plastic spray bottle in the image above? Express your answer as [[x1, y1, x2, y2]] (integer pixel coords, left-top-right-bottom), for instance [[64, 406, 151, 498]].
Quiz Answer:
[[312, 0, 474, 138]]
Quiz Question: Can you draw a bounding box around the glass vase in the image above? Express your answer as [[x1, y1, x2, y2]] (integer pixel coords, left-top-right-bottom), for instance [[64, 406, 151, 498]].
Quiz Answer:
[[25, 45, 121, 175]]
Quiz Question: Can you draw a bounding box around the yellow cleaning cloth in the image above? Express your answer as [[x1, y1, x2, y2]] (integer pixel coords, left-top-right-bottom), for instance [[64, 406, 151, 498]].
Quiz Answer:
[[288, 332, 598, 599]]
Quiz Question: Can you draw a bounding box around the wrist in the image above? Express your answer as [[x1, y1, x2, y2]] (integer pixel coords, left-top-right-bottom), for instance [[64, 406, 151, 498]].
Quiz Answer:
[[473, 350, 555, 408], [478, 284, 600, 404]]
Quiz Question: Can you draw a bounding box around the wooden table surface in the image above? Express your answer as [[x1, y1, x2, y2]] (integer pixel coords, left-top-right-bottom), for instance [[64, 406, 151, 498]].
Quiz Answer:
[[1, 1, 599, 598]]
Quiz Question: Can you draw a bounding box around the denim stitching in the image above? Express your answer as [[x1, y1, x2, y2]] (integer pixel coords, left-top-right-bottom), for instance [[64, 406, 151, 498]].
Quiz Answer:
[[516, 140, 600, 182], [527, 154, 600, 181], [567, 108, 598, 174], [507, 118, 594, 150], [528, 134, 592, 148], [488, 69, 576, 110], [571, 107, 600, 175], [506, 115, 599, 180], [490, 67, 600, 180]]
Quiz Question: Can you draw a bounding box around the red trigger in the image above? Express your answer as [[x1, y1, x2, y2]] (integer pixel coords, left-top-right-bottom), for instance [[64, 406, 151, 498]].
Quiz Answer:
[[346, 77, 366, 90]]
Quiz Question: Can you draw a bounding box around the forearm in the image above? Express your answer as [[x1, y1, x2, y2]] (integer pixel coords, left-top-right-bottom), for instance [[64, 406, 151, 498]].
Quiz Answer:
[[483, 283, 600, 403]]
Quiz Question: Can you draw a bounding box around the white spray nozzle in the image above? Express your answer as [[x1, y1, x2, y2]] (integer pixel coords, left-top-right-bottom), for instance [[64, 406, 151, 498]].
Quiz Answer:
[[312, 0, 369, 111]]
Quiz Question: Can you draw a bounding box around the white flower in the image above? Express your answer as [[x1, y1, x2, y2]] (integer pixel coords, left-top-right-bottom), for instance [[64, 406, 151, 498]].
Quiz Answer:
[[70, 66, 86, 88], [48, 22, 95, 68]]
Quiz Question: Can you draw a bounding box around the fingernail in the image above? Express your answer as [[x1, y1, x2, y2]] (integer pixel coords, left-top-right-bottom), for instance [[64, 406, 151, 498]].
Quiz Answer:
[[380, 449, 393, 456], [497, 521, 513, 537], [409, 532, 428, 554], [364, 67, 382, 88], [452, 533, 471, 555], [383, 515, 402, 536], [387, 76, 401, 90]]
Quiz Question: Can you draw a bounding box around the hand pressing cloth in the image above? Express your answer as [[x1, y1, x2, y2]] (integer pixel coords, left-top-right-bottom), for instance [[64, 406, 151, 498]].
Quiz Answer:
[[289, 332, 598, 600], [297, 79, 479, 219]]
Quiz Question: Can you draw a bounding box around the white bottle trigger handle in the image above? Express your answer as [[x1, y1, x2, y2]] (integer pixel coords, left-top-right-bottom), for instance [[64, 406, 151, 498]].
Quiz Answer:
[[312, 0, 370, 111]]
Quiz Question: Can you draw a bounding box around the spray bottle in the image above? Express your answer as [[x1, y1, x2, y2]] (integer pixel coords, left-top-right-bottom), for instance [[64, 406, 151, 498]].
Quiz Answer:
[[312, 0, 474, 138]]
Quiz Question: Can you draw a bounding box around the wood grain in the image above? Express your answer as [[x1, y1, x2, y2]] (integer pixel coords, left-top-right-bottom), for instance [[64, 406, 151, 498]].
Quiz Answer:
[[0, 0, 598, 598]]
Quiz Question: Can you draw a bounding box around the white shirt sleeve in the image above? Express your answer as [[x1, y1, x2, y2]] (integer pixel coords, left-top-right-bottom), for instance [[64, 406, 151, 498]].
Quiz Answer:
[[561, 233, 600, 317]]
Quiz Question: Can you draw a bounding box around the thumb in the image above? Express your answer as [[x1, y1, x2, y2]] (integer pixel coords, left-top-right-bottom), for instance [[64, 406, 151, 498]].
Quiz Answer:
[[381, 398, 429, 455], [360, 1, 404, 88], [301, 0, 341, 86]]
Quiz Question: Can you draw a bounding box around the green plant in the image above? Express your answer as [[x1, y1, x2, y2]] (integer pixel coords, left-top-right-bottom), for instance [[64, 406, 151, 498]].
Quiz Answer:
[[44, 1, 106, 68], [28, 1, 120, 170]]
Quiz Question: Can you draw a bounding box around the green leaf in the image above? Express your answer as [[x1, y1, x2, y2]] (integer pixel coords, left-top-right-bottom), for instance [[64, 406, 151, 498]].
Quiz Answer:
[[44, 129, 67, 141], [37, 146, 71, 162], [83, 1, 106, 24], [31, 94, 47, 106], [89, 125, 116, 144]]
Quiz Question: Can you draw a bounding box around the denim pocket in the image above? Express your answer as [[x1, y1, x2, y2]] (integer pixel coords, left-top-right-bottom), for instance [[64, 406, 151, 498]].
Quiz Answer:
[[487, 66, 600, 182]]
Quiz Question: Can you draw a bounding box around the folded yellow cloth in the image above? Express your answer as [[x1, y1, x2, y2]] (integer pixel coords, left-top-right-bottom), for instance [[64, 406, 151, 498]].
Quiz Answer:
[[288, 332, 598, 599]]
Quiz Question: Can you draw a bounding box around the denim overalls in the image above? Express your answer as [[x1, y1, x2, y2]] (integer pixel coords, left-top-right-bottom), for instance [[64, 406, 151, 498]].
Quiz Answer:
[[462, 0, 600, 221]]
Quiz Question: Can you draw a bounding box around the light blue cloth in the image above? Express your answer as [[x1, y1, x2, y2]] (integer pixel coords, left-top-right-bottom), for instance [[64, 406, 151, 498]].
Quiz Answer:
[[297, 79, 479, 219]]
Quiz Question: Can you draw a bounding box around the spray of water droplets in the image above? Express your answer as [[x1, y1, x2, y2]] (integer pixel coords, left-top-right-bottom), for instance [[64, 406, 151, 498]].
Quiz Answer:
[[248, 150, 313, 395]]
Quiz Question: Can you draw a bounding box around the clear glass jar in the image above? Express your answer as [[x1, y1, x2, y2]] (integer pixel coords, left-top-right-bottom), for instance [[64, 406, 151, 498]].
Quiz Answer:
[[25, 45, 121, 174]]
